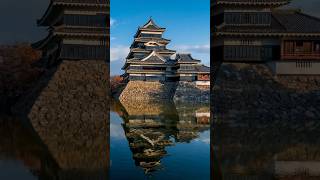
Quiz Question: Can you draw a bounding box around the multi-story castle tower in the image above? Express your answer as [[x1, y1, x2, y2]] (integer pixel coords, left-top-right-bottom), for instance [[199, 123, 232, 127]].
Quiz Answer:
[[212, 0, 320, 74], [122, 18, 176, 81], [122, 18, 210, 82], [33, 0, 109, 66], [212, 0, 290, 62]]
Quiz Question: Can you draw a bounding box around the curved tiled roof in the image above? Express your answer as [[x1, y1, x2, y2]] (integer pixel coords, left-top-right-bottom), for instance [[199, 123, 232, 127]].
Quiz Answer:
[[134, 37, 171, 43], [177, 64, 210, 73], [176, 54, 201, 63], [141, 18, 164, 30], [38, 0, 109, 26], [273, 11, 320, 33], [195, 65, 210, 73]]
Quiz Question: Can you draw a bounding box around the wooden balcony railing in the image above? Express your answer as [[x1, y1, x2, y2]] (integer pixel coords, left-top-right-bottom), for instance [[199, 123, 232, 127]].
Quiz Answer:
[[282, 52, 320, 60]]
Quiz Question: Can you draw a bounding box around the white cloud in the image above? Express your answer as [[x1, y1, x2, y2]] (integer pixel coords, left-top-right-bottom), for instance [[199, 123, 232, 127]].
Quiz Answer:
[[110, 123, 125, 139], [110, 46, 130, 62], [174, 44, 210, 54], [110, 18, 116, 27], [194, 130, 210, 144]]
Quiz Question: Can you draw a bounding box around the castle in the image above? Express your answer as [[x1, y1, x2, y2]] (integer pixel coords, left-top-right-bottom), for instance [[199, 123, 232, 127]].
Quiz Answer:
[[121, 18, 210, 83], [212, 0, 320, 74], [33, 0, 109, 65]]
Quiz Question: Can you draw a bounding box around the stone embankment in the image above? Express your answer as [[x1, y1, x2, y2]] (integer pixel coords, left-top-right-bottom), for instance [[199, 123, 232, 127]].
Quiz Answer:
[[213, 63, 320, 179], [119, 81, 177, 103], [119, 81, 210, 104], [213, 63, 320, 121], [173, 82, 210, 103], [15, 60, 109, 176]]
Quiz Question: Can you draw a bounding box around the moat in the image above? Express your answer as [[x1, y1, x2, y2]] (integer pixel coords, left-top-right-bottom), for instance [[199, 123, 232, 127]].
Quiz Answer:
[[110, 100, 210, 180]]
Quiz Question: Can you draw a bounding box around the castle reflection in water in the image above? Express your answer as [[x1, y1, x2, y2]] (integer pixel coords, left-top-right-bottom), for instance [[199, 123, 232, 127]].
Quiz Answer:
[[110, 99, 210, 177], [0, 116, 109, 180]]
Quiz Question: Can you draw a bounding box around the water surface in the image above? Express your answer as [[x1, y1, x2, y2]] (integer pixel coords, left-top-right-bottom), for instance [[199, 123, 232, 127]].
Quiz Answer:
[[213, 116, 320, 179], [110, 100, 210, 180], [0, 115, 109, 180]]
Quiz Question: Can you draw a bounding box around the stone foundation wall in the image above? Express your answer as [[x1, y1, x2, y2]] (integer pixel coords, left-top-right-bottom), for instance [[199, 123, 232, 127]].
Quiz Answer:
[[119, 81, 177, 103], [173, 82, 210, 103], [119, 81, 210, 104], [213, 63, 320, 121], [26, 60, 109, 174], [213, 63, 320, 179]]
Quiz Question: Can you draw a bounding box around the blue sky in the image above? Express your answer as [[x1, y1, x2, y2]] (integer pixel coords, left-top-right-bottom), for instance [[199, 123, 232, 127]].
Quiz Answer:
[[110, 0, 210, 75]]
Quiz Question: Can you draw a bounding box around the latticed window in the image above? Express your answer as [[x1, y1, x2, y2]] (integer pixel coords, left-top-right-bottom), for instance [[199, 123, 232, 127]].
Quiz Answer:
[[225, 12, 271, 25], [140, 33, 161, 38], [61, 45, 106, 59], [180, 65, 195, 70], [224, 46, 273, 61], [64, 14, 106, 27]]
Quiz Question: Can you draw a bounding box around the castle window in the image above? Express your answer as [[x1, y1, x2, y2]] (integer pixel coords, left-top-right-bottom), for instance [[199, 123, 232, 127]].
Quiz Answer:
[[140, 33, 161, 38], [64, 14, 106, 27], [62, 45, 106, 60], [225, 12, 271, 25]]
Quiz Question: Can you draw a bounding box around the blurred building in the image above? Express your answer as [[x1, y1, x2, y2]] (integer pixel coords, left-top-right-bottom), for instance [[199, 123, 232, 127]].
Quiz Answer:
[[212, 0, 320, 74]]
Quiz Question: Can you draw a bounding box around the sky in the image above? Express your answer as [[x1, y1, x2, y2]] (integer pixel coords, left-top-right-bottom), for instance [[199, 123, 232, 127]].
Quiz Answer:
[[0, 0, 319, 74], [110, 0, 210, 75], [0, 0, 49, 44]]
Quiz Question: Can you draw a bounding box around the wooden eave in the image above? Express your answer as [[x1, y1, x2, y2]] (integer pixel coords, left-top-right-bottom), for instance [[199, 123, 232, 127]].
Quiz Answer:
[[176, 71, 198, 74], [127, 61, 166, 65], [134, 29, 165, 38], [121, 63, 129, 70], [214, 32, 320, 37], [37, 1, 57, 26], [38, 1, 109, 26], [177, 71, 209, 74], [130, 48, 175, 53], [121, 60, 168, 70], [32, 33, 55, 50], [126, 70, 166, 74], [55, 31, 108, 37], [126, 49, 175, 59], [134, 37, 171, 43], [138, 27, 166, 31], [54, 25, 108, 35], [177, 61, 200, 64]]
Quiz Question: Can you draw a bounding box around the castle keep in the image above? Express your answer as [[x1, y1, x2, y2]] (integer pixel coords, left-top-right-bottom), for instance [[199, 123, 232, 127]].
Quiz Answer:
[[122, 19, 210, 82], [26, 1, 110, 178], [33, 0, 109, 65], [212, 0, 320, 74]]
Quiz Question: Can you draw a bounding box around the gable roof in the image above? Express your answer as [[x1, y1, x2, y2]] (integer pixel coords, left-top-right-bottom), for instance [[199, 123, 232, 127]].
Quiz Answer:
[[273, 10, 320, 33], [176, 54, 201, 63], [195, 65, 210, 73], [142, 18, 162, 29], [141, 51, 166, 63]]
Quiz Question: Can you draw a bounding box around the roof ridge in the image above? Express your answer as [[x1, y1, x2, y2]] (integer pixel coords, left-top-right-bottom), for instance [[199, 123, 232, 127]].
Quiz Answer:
[[297, 11, 320, 23], [272, 8, 301, 14], [142, 18, 161, 29], [141, 50, 166, 62]]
